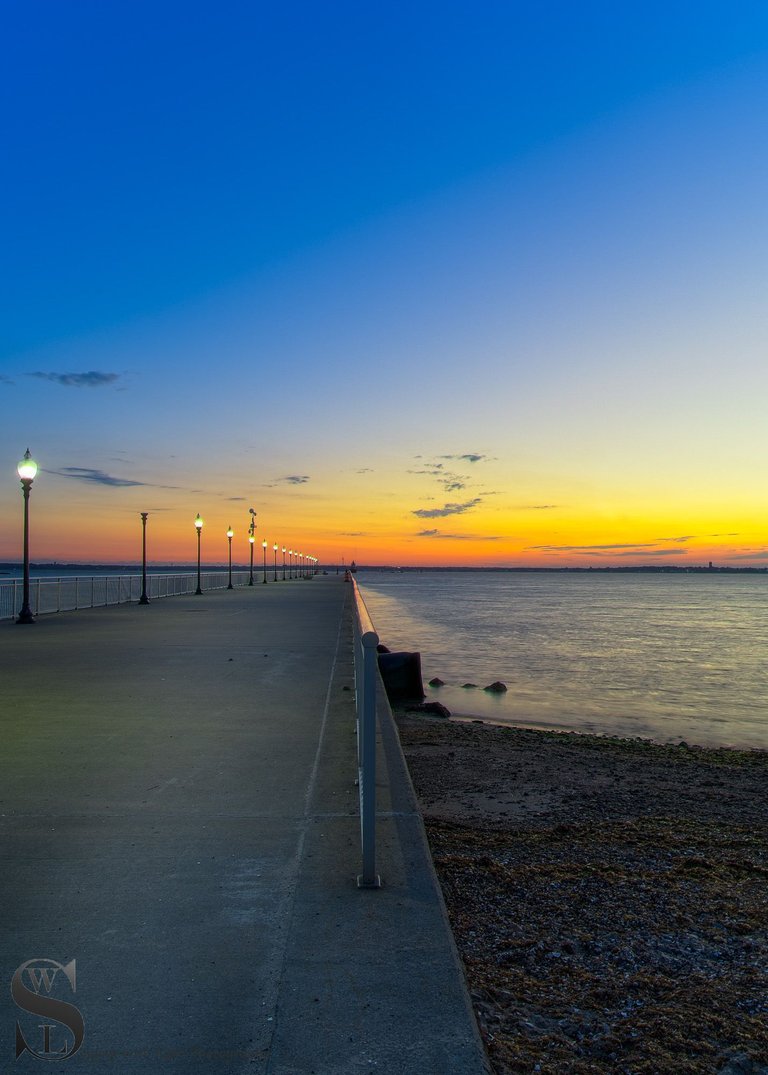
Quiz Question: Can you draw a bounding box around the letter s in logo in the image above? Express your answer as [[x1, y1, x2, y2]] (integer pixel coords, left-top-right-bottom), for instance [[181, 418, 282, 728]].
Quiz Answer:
[[11, 958, 85, 1060]]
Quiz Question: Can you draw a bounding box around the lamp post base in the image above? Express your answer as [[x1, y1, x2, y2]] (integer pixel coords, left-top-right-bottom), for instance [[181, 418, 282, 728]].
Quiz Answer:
[[16, 609, 35, 625]]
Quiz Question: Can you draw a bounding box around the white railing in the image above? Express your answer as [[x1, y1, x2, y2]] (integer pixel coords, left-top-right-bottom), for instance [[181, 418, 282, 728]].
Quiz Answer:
[[0, 571, 253, 621], [349, 574, 381, 888]]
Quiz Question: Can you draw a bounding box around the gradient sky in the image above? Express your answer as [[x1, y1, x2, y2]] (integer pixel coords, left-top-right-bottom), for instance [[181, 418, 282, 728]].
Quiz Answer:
[[2, 1, 768, 567]]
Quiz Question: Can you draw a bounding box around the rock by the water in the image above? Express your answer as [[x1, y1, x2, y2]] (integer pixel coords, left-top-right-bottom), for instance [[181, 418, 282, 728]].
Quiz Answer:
[[428, 677, 446, 687], [406, 701, 451, 719], [461, 682, 478, 689], [378, 651, 424, 702], [483, 681, 508, 693]]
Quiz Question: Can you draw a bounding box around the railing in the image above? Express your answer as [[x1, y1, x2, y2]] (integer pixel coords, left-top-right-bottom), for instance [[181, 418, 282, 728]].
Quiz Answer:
[[349, 574, 381, 888], [0, 571, 253, 621]]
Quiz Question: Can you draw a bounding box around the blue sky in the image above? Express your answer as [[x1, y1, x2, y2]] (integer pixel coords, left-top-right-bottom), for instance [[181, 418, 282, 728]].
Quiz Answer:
[[2, 2, 768, 564]]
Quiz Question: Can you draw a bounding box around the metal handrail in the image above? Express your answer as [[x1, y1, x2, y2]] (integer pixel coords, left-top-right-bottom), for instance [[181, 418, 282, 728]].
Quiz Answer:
[[0, 571, 253, 621], [349, 573, 381, 888]]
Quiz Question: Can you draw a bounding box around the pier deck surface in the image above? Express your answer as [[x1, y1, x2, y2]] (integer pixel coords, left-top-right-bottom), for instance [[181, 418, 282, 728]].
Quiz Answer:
[[1, 576, 489, 1074]]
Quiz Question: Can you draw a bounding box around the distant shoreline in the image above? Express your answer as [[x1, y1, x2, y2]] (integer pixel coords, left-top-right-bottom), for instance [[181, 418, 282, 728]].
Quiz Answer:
[[0, 562, 766, 575]]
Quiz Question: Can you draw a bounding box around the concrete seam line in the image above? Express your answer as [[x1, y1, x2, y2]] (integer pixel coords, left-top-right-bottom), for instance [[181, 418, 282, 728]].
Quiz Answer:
[[301, 604, 344, 821], [262, 596, 346, 1075]]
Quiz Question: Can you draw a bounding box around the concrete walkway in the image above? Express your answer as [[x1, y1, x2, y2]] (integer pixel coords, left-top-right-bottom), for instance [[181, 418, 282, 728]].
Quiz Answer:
[[1, 576, 490, 1074]]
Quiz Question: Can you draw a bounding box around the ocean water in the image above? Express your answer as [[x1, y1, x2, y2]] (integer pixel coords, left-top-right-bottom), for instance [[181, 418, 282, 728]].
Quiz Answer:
[[358, 570, 768, 750]]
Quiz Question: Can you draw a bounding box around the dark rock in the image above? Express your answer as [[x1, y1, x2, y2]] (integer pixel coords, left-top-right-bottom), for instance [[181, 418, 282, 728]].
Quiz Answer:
[[484, 681, 508, 693], [461, 683, 478, 689], [428, 677, 445, 687], [406, 701, 451, 719], [378, 651, 424, 702]]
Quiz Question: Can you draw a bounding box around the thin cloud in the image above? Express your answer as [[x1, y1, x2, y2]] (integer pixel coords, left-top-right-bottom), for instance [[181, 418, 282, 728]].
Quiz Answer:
[[277, 475, 310, 485], [440, 453, 485, 464], [530, 543, 661, 552], [417, 529, 500, 541], [51, 467, 145, 488], [412, 497, 482, 519], [0, 374, 15, 385], [529, 542, 688, 558], [29, 371, 121, 388]]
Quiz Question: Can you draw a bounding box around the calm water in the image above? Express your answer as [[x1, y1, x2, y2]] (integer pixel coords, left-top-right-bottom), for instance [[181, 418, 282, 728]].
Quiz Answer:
[[358, 570, 768, 750]]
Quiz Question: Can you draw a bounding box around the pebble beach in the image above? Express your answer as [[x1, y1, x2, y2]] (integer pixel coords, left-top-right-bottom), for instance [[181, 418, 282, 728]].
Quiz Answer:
[[395, 713, 768, 1074]]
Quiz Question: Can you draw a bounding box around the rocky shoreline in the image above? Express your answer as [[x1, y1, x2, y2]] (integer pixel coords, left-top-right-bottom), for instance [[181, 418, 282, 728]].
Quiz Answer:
[[395, 713, 768, 1074]]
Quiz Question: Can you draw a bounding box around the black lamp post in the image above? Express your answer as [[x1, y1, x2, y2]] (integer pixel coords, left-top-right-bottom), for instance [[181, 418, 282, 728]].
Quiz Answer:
[[195, 514, 203, 594], [273, 543, 278, 582], [248, 509, 256, 585], [262, 539, 267, 583], [282, 546, 286, 581], [227, 526, 234, 589], [16, 448, 38, 624], [139, 512, 150, 604]]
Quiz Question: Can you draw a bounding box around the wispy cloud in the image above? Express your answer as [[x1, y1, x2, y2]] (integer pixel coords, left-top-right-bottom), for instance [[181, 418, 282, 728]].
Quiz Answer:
[[530, 543, 660, 552], [440, 453, 485, 464], [409, 465, 445, 476], [412, 497, 482, 519], [417, 529, 500, 540], [50, 467, 146, 487], [0, 374, 15, 385], [529, 542, 688, 558], [29, 371, 121, 388], [278, 475, 310, 485]]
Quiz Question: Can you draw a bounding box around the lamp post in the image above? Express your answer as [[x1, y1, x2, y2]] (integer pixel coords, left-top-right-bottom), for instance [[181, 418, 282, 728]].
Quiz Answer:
[[288, 549, 293, 579], [282, 546, 286, 581], [16, 448, 38, 624], [139, 512, 150, 604], [262, 539, 267, 583], [227, 526, 234, 589], [195, 514, 203, 594], [273, 543, 278, 582], [248, 508, 256, 585]]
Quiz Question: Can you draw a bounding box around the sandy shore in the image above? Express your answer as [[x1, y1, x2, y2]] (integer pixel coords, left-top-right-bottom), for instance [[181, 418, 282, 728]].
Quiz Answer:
[[395, 712, 768, 1074]]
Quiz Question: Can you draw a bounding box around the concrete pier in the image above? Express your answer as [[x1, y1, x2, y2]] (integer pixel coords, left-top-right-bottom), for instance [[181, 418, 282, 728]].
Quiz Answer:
[[1, 577, 489, 1074]]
